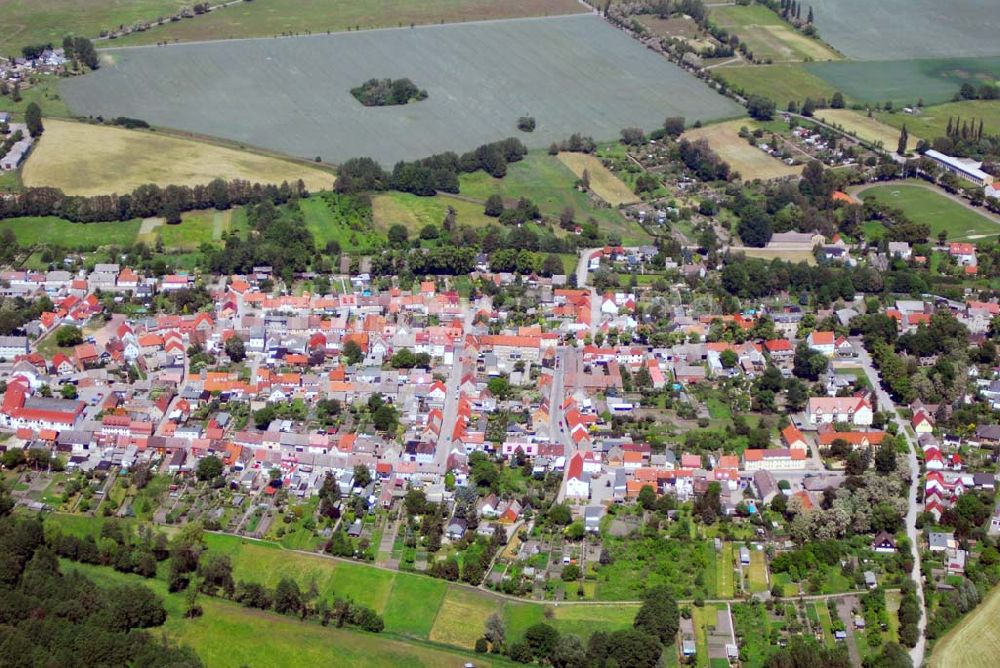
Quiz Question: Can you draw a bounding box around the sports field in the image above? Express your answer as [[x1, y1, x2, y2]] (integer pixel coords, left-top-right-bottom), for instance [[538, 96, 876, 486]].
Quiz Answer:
[[61, 15, 742, 166], [714, 64, 840, 107], [807, 57, 1000, 107], [683, 120, 802, 181], [875, 100, 1000, 141], [709, 4, 840, 62], [815, 109, 918, 152], [557, 152, 639, 206], [22, 119, 334, 196], [930, 584, 1000, 668], [805, 0, 1000, 61], [859, 183, 1000, 241], [112, 0, 586, 46], [0, 0, 187, 56]]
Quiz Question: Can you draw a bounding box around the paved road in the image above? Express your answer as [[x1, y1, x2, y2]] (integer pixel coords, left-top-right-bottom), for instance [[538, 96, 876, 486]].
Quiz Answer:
[[433, 297, 480, 468], [852, 341, 927, 666]]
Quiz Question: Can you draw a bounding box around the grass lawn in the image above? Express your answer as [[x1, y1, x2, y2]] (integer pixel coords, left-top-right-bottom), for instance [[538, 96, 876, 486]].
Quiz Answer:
[[0, 168, 20, 192], [204, 533, 396, 613], [383, 575, 449, 639], [556, 152, 639, 206], [0, 216, 141, 249], [548, 604, 639, 640], [815, 108, 919, 151], [302, 195, 384, 251], [816, 602, 836, 647], [371, 191, 493, 235], [861, 220, 887, 241], [144, 208, 241, 250], [429, 586, 500, 649], [875, 100, 1000, 140], [772, 572, 799, 597], [683, 120, 802, 181], [0, 76, 71, 119], [112, 0, 586, 46], [709, 4, 841, 62], [716, 543, 734, 598], [859, 183, 1000, 240], [459, 152, 649, 244], [61, 560, 500, 667], [885, 590, 901, 643], [22, 119, 334, 196], [747, 550, 769, 593], [714, 63, 841, 107]]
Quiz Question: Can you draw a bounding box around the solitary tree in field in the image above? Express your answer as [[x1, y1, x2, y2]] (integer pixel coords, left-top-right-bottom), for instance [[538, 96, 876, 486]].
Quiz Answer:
[[897, 124, 908, 156]]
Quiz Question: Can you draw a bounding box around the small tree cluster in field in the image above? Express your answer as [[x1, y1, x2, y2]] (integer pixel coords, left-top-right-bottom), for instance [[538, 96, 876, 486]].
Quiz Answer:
[[517, 116, 536, 132], [350, 78, 427, 106], [548, 133, 597, 155]]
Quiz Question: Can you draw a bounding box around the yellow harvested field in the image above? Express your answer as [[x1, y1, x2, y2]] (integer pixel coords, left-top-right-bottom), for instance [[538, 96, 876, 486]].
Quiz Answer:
[[22, 119, 334, 196], [817, 109, 919, 151], [557, 152, 639, 206], [683, 120, 802, 181], [931, 585, 1000, 668]]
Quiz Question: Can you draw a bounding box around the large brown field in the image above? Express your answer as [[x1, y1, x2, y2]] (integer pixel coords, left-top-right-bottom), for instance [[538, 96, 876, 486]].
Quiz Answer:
[[22, 119, 335, 196], [683, 120, 802, 181]]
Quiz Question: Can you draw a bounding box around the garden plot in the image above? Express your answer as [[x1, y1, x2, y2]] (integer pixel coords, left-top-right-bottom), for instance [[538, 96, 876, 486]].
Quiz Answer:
[[62, 14, 742, 166]]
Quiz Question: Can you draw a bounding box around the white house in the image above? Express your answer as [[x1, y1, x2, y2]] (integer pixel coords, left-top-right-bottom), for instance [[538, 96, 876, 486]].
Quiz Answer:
[[806, 331, 835, 357], [806, 396, 873, 426]]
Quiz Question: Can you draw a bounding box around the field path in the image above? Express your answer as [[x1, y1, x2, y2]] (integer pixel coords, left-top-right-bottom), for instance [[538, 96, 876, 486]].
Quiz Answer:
[[212, 531, 900, 609], [849, 180, 1000, 231]]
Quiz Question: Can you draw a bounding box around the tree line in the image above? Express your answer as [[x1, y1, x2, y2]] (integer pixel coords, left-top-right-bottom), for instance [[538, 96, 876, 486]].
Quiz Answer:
[[0, 178, 310, 223], [45, 516, 386, 636], [335, 137, 527, 197]]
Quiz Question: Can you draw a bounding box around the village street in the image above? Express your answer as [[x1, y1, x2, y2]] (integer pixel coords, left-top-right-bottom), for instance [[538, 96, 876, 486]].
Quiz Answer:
[[853, 340, 927, 667]]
